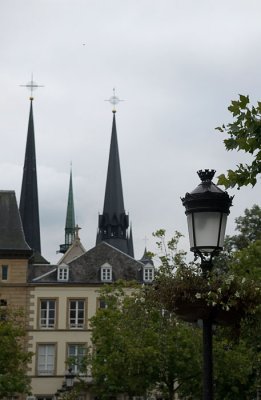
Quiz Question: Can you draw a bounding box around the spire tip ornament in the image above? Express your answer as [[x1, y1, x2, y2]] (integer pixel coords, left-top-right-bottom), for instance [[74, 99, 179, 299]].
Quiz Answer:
[[105, 88, 124, 112], [20, 74, 44, 100]]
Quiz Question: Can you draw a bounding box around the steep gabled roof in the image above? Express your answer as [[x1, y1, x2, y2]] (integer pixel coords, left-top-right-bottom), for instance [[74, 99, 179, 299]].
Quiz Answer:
[[0, 191, 32, 258], [68, 242, 142, 283]]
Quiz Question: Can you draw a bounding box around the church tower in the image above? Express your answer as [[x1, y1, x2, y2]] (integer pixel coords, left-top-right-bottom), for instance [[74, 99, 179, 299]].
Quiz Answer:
[[19, 96, 41, 254], [96, 106, 134, 257], [59, 168, 76, 254]]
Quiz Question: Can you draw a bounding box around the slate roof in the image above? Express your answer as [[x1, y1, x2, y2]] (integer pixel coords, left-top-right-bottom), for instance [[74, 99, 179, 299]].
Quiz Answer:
[[29, 250, 49, 264], [0, 191, 32, 257], [69, 242, 143, 282], [28, 242, 145, 284]]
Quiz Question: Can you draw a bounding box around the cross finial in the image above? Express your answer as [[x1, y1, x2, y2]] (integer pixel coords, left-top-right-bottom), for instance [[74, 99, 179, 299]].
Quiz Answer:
[[20, 74, 44, 100], [105, 88, 124, 113], [143, 236, 149, 248]]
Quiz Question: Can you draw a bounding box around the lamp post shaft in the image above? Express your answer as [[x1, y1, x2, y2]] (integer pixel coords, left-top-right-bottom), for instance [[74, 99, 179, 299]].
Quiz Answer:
[[203, 317, 213, 400]]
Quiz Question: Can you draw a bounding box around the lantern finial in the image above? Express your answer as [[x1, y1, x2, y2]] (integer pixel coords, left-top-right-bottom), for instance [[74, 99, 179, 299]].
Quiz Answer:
[[197, 169, 216, 182]]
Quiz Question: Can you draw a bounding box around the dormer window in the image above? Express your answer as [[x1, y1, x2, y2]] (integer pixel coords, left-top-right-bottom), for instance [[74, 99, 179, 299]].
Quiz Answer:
[[143, 264, 154, 282], [57, 265, 69, 281], [101, 263, 112, 282]]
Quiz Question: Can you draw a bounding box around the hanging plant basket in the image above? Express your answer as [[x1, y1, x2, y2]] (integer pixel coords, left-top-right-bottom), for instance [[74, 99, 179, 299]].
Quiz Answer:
[[174, 298, 244, 326], [174, 299, 210, 322], [152, 266, 261, 327]]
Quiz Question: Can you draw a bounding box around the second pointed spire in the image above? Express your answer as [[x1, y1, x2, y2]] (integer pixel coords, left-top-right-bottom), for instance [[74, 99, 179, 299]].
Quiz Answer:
[[96, 111, 134, 256]]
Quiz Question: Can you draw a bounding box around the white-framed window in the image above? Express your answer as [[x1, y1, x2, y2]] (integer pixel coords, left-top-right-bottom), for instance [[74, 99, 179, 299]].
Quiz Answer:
[[69, 299, 85, 328], [143, 265, 154, 282], [101, 263, 112, 282], [37, 344, 55, 375], [57, 265, 69, 281], [68, 344, 86, 374], [40, 299, 56, 328]]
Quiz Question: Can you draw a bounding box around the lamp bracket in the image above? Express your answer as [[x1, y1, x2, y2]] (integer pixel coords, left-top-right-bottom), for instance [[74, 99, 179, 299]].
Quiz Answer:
[[194, 250, 219, 276]]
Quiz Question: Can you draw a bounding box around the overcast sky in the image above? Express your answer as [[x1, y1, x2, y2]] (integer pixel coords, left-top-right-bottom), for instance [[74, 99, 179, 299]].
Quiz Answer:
[[0, 0, 260, 263]]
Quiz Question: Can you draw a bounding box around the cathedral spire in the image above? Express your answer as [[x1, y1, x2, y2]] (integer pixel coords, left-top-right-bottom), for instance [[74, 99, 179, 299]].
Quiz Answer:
[[59, 168, 76, 254], [96, 107, 133, 256], [19, 97, 41, 253], [103, 111, 125, 219], [128, 223, 134, 258]]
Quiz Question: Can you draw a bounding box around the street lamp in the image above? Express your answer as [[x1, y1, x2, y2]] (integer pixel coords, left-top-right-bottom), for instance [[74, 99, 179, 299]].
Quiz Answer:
[[182, 169, 233, 400], [65, 367, 75, 389], [55, 368, 76, 399]]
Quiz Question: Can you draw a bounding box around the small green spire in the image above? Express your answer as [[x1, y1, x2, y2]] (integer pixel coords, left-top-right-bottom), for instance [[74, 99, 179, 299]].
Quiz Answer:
[[65, 167, 75, 244], [59, 167, 76, 254]]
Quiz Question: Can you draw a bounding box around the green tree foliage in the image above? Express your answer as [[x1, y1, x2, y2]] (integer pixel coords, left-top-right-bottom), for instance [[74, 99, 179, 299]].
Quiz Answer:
[[90, 283, 201, 400], [89, 225, 260, 400], [0, 307, 32, 398], [229, 240, 261, 279], [151, 229, 187, 273], [213, 204, 261, 273], [227, 204, 261, 251], [213, 334, 256, 400], [216, 95, 261, 189], [224, 205, 261, 397], [152, 229, 261, 399]]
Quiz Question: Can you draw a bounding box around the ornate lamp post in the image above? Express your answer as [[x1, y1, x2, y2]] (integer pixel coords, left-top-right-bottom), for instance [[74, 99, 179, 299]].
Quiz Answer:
[[182, 169, 233, 400]]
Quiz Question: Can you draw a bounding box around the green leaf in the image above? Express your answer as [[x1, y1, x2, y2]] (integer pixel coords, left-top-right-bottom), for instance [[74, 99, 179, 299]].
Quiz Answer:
[[239, 94, 249, 109], [217, 95, 261, 188]]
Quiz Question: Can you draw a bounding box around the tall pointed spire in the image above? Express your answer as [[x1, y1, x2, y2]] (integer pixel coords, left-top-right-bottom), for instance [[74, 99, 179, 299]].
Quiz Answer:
[[19, 97, 41, 254], [128, 224, 134, 258], [96, 109, 133, 256], [103, 112, 125, 219], [59, 168, 76, 254]]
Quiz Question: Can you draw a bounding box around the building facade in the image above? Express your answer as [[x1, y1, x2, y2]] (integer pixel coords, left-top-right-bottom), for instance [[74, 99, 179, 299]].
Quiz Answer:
[[0, 97, 154, 400], [27, 242, 153, 399]]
